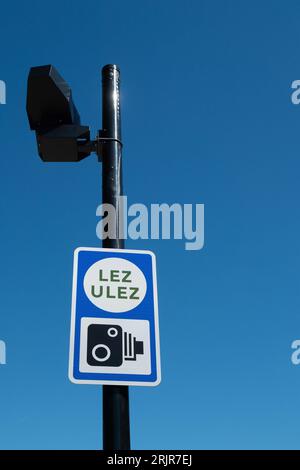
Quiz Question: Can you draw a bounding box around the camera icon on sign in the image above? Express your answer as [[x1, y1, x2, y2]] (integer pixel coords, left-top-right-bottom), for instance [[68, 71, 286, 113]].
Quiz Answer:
[[87, 324, 144, 367]]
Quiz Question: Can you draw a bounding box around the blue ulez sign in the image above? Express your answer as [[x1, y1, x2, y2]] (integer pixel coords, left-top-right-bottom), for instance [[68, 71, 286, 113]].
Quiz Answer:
[[69, 247, 161, 386]]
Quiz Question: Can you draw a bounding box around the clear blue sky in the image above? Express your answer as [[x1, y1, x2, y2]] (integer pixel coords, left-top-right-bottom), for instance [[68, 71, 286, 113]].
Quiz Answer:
[[0, 0, 300, 450]]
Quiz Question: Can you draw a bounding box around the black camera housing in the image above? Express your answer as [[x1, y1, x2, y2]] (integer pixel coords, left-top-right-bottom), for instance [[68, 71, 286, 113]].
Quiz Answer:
[[26, 65, 92, 162]]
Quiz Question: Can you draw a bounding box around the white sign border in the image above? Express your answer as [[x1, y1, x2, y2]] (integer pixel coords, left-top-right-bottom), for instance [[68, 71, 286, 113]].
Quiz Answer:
[[68, 247, 161, 386]]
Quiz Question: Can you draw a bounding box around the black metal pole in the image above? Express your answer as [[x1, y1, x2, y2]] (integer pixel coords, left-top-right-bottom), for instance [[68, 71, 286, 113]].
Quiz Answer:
[[101, 64, 131, 450]]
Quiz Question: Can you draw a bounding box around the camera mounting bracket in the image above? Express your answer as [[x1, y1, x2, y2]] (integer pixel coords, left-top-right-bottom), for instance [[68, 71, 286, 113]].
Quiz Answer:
[[77, 131, 123, 163]]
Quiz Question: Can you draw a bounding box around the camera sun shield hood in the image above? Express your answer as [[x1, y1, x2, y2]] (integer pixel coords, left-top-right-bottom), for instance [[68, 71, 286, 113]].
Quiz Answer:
[[26, 64, 80, 132]]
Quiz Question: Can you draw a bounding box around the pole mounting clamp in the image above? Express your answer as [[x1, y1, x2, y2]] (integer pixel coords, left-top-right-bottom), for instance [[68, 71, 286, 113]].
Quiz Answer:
[[96, 130, 123, 161], [77, 132, 123, 162]]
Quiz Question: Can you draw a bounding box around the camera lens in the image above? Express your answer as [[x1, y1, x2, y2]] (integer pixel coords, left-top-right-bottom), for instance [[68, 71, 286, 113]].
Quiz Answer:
[[91, 344, 111, 362], [108, 327, 118, 338]]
